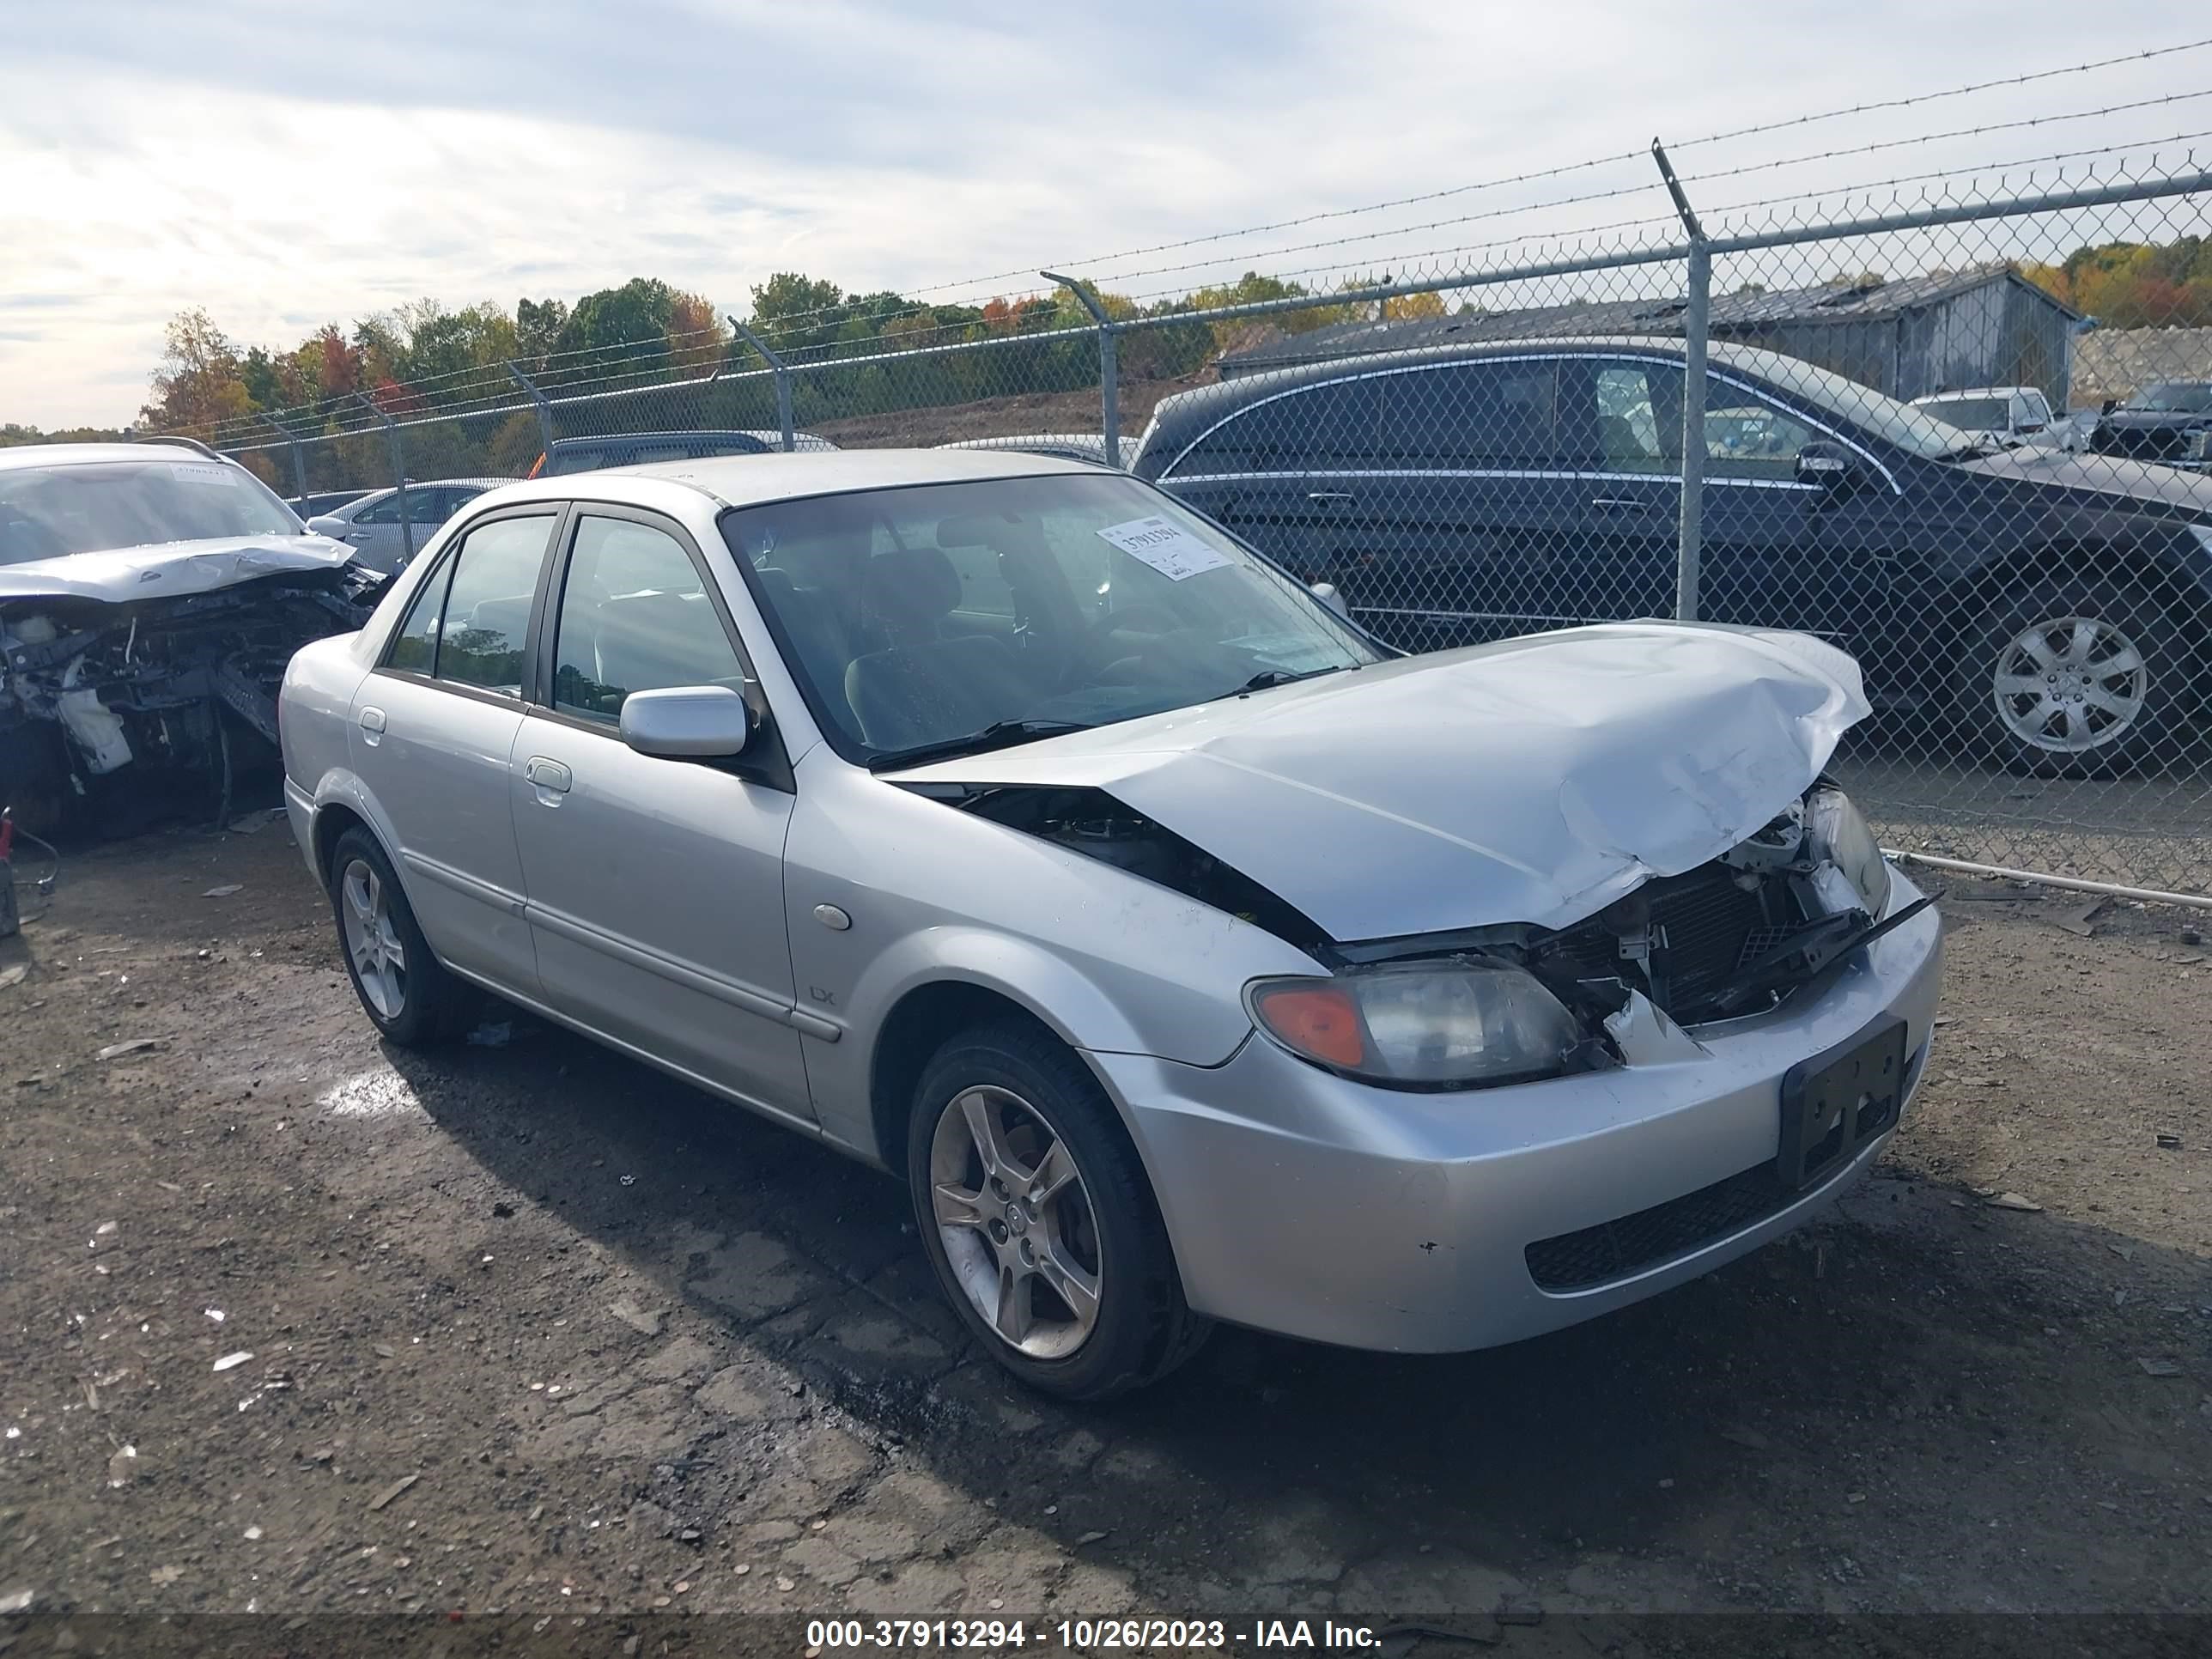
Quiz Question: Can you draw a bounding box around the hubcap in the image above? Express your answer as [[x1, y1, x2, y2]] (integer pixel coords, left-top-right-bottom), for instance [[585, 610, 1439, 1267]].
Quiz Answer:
[[339, 858, 408, 1020], [1991, 615, 2148, 754], [927, 1085, 1103, 1358]]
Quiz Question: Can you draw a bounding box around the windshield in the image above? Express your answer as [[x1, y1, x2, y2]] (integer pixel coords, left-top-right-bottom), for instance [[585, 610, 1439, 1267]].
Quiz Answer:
[[721, 472, 1382, 763], [1916, 397, 2010, 432], [1717, 347, 1966, 459], [2123, 382, 2212, 413], [0, 459, 305, 566]]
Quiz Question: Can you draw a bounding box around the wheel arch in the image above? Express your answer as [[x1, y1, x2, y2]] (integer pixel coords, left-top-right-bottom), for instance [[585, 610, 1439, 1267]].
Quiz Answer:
[[1929, 530, 2210, 687], [867, 980, 1125, 1178], [312, 799, 371, 881]]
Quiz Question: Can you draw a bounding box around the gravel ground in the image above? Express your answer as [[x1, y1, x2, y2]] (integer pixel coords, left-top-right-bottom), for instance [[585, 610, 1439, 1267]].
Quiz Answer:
[[1, 821, 2208, 1655]]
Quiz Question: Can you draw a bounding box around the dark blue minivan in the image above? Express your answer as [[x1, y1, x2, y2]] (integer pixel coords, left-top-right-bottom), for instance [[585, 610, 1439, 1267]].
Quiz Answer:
[[1131, 338, 2212, 776]]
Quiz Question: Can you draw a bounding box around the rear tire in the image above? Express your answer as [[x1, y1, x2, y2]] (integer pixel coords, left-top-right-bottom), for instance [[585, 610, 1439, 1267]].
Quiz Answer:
[[906, 1020, 1209, 1401], [327, 827, 469, 1047], [1952, 575, 2180, 778]]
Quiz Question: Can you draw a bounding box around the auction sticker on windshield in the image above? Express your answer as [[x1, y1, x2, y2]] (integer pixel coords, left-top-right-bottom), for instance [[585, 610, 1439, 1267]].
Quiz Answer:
[[1097, 515, 1231, 581]]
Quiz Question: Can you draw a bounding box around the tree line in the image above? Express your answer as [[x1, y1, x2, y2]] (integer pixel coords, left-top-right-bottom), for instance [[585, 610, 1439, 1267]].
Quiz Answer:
[[5, 237, 2205, 491], [6, 270, 1431, 488]]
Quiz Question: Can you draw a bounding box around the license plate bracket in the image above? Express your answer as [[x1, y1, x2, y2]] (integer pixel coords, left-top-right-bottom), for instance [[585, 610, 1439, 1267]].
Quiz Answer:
[[1777, 1015, 1909, 1191]]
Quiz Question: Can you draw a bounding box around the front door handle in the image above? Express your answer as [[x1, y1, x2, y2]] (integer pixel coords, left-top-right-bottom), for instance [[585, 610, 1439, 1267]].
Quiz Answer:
[[525, 757, 573, 793], [1306, 491, 1358, 506], [1589, 495, 1657, 509]]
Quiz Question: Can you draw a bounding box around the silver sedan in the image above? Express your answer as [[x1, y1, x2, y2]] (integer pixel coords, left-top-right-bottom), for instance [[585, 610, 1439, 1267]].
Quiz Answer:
[[278, 450, 1943, 1399], [306, 477, 512, 575]]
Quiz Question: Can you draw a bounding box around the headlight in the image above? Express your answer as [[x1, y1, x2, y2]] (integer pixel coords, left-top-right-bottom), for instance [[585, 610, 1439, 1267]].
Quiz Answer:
[[1805, 787, 1891, 915], [1247, 960, 1584, 1089]]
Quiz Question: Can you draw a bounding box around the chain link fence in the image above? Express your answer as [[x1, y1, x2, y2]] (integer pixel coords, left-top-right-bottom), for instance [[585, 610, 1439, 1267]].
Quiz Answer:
[[194, 154, 2212, 901]]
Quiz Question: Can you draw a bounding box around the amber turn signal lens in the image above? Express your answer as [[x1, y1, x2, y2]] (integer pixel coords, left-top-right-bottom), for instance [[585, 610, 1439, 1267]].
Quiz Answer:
[[1251, 984, 1368, 1070]]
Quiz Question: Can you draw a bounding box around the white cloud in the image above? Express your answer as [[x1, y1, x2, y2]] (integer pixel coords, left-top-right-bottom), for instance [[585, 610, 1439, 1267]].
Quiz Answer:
[[1, 1, 2203, 426]]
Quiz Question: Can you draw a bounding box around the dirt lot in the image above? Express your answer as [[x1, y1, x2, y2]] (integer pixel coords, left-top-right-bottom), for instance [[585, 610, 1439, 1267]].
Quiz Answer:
[[1, 820, 2209, 1654]]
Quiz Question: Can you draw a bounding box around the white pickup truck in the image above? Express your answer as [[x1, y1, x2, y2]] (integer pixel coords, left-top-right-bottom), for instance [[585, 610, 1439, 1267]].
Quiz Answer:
[[1908, 386, 2087, 453]]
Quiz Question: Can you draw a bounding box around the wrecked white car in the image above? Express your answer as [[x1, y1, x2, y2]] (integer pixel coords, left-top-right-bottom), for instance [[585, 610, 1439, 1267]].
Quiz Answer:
[[278, 452, 1944, 1400], [1, 441, 385, 831]]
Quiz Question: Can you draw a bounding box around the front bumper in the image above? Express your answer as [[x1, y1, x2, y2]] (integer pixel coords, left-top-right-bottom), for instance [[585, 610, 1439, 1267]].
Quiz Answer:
[[283, 777, 319, 877], [1090, 872, 1944, 1353]]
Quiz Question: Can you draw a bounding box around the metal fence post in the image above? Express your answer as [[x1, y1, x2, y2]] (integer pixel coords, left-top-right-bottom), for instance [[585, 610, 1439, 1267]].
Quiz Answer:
[[1042, 270, 1119, 467], [1653, 139, 1709, 623], [350, 392, 415, 563], [504, 362, 556, 465], [260, 413, 310, 508], [730, 318, 794, 452]]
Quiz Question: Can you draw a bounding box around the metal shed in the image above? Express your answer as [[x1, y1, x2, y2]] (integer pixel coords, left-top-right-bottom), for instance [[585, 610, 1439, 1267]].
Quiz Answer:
[[1217, 268, 2085, 407]]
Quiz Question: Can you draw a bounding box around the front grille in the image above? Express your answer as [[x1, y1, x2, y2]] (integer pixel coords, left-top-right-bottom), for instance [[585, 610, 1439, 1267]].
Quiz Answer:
[[1544, 861, 1789, 1018], [1523, 1039, 1926, 1293], [1650, 864, 1775, 1009], [1525, 1162, 1792, 1292]]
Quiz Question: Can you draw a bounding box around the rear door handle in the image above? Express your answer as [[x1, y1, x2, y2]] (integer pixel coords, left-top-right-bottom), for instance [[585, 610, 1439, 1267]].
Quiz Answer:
[[525, 756, 573, 797], [1306, 491, 1357, 506], [357, 705, 386, 746], [1589, 495, 1657, 509]]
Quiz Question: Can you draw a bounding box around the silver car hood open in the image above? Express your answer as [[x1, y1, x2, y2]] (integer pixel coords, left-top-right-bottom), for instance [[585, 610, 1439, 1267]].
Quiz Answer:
[[892, 622, 1870, 942], [0, 535, 359, 607]]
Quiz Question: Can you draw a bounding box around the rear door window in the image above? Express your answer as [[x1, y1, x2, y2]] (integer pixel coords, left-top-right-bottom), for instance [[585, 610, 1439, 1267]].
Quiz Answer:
[[1374, 362, 1559, 466], [394, 514, 557, 695], [1165, 377, 1382, 476]]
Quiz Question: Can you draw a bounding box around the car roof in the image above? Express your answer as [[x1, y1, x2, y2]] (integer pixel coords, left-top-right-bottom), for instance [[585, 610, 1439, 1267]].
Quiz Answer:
[[1139, 334, 1828, 450], [0, 441, 243, 472], [547, 429, 835, 451], [351, 476, 515, 493], [463, 447, 1097, 517]]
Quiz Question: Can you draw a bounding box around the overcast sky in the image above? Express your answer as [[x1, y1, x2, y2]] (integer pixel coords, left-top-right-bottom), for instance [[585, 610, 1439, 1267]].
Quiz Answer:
[[2, 2, 2203, 428]]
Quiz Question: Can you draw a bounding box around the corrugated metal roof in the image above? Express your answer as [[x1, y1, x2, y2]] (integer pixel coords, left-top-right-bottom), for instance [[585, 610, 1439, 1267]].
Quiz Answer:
[[1218, 268, 2081, 375]]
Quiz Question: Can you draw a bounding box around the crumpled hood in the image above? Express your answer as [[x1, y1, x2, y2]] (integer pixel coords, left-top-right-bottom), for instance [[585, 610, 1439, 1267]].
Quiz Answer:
[[0, 535, 359, 607], [892, 622, 1870, 942]]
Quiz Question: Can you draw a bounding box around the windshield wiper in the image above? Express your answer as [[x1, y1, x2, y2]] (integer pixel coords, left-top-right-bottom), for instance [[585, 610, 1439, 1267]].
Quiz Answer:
[[1228, 665, 1350, 696], [868, 719, 1093, 771]]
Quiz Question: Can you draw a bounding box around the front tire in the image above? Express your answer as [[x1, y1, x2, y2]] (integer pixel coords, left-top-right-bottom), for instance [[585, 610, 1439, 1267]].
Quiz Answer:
[[327, 827, 469, 1047], [1953, 575, 2180, 777], [907, 1020, 1209, 1401]]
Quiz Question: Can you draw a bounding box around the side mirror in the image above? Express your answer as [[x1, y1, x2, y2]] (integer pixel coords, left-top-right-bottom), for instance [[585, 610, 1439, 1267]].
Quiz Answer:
[[619, 685, 754, 759], [1309, 580, 1350, 619], [2100, 398, 2118, 417], [1795, 441, 1856, 490]]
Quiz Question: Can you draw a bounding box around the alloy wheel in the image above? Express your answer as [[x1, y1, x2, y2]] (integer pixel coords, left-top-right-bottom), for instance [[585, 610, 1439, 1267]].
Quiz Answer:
[[1990, 614, 2148, 755], [339, 856, 409, 1020], [927, 1084, 1103, 1358]]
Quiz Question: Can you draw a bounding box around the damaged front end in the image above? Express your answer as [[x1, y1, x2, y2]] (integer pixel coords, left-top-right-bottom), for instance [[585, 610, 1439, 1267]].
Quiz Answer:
[[1276, 785, 1925, 1086], [922, 776, 1923, 1092], [0, 566, 384, 832]]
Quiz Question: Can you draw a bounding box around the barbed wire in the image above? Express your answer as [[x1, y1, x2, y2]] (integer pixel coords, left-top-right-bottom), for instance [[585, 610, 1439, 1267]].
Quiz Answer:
[[166, 76, 2212, 447], [532, 35, 2212, 353], [1106, 131, 2210, 314], [808, 35, 2212, 307], [1083, 88, 2212, 295]]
